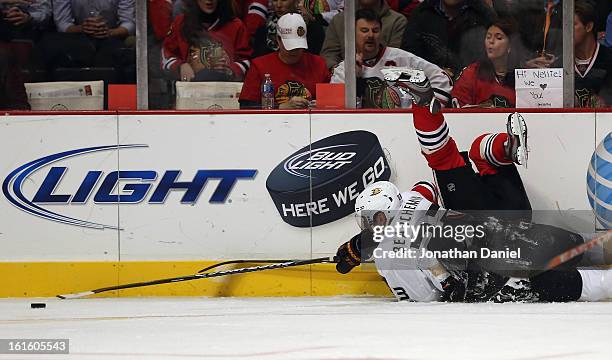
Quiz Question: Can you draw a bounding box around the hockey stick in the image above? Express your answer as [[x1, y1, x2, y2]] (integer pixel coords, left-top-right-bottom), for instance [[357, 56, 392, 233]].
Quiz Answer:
[[57, 256, 335, 299], [196, 259, 296, 274], [544, 230, 612, 271]]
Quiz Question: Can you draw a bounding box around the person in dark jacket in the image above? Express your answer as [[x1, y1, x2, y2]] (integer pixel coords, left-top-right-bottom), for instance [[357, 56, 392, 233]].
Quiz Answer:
[[401, 0, 495, 80], [510, 0, 562, 69]]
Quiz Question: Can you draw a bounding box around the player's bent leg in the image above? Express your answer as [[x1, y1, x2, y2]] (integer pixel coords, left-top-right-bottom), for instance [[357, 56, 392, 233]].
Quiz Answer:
[[430, 150, 494, 211], [469, 132, 532, 211], [411, 181, 439, 204], [469, 133, 514, 176], [413, 105, 465, 170], [480, 166, 532, 212]]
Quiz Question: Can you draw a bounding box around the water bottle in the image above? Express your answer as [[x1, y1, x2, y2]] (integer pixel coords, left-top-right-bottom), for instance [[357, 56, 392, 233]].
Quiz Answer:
[[261, 74, 274, 109]]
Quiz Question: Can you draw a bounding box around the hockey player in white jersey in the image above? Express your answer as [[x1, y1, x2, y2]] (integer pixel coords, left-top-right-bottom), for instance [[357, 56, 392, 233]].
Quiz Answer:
[[335, 71, 612, 303]]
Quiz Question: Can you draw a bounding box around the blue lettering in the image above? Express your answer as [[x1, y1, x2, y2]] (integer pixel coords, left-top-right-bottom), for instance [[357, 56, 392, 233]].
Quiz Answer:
[[31, 168, 257, 205], [149, 170, 209, 203], [72, 171, 103, 203], [206, 170, 258, 203], [149, 170, 256, 203], [94, 171, 156, 203], [32, 167, 71, 203]]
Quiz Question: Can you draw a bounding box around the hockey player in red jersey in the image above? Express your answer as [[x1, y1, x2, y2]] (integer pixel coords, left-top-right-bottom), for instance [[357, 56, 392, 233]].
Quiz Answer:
[[335, 71, 612, 303]]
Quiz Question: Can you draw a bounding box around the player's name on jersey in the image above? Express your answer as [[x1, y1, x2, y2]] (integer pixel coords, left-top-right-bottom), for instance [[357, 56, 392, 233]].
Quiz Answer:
[[373, 247, 521, 260]]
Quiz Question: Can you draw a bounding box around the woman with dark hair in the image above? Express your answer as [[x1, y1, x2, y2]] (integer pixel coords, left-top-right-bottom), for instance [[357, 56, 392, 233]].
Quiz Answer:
[[252, 0, 325, 57], [452, 17, 520, 108], [162, 0, 253, 81]]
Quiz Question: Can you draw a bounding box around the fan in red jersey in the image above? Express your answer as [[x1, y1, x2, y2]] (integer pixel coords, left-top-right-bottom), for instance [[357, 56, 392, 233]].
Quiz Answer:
[[162, 0, 253, 81], [452, 17, 520, 108], [239, 13, 330, 109]]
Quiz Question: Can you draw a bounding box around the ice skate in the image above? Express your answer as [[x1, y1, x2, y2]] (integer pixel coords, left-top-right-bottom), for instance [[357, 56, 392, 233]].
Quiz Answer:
[[387, 69, 440, 114], [506, 112, 528, 168]]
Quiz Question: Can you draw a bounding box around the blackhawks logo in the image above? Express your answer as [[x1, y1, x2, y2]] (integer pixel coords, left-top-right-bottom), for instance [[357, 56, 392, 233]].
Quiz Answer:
[[276, 80, 312, 104]]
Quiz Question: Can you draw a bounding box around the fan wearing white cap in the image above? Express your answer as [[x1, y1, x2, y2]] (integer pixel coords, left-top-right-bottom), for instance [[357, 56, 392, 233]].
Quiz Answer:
[[277, 13, 308, 55], [239, 13, 331, 109], [251, 0, 326, 57]]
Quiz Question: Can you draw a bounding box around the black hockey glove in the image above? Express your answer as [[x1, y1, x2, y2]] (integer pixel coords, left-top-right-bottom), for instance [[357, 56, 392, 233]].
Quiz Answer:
[[440, 271, 468, 302], [335, 233, 362, 274]]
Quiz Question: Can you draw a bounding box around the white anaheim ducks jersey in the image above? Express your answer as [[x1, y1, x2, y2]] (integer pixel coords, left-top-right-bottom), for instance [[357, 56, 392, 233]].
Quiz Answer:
[[373, 190, 445, 302]]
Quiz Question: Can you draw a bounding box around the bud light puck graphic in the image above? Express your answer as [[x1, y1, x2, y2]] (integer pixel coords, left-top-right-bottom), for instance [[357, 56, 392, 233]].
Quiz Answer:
[[266, 130, 391, 227]]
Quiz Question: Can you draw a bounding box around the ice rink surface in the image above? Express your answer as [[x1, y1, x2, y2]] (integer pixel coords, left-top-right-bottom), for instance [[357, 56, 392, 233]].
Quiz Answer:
[[1, 297, 612, 360]]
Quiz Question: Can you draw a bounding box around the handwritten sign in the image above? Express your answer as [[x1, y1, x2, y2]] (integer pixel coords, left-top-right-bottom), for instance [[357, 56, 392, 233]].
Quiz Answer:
[[515, 68, 563, 108]]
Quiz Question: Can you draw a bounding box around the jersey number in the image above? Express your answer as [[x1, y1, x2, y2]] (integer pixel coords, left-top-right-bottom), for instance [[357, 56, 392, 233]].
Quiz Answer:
[[392, 287, 410, 301]]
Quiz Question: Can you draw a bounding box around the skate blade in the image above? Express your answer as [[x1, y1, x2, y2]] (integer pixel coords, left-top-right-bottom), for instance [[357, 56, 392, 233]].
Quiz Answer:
[[509, 113, 528, 169]]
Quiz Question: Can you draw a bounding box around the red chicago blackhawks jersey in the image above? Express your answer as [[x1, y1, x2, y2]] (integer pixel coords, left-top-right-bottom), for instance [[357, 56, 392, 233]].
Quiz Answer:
[[161, 14, 253, 77], [452, 62, 515, 108], [239, 52, 331, 105]]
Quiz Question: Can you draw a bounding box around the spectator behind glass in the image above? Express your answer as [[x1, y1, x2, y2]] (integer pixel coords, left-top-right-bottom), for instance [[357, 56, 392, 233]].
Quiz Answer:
[[574, 0, 612, 108], [386, 0, 420, 21], [513, 0, 562, 69], [452, 17, 520, 108], [239, 13, 331, 109], [232, 0, 269, 38], [0, 0, 51, 42], [594, 0, 611, 44], [331, 9, 452, 109], [35, 0, 135, 74], [162, 0, 252, 82], [148, 0, 172, 42], [252, 0, 325, 57], [401, 0, 495, 80], [0, 47, 30, 110], [54, 0, 135, 37], [302, 0, 344, 25], [321, 0, 407, 69]]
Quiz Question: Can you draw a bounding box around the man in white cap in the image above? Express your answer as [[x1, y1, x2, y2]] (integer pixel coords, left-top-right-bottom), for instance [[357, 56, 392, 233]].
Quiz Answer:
[[239, 13, 330, 109]]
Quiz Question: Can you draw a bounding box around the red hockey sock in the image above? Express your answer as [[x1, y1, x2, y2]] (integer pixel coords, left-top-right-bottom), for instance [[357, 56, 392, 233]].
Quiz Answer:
[[469, 133, 513, 176], [422, 138, 465, 170], [411, 181, 439, 204], [413, 105, 450, 153]]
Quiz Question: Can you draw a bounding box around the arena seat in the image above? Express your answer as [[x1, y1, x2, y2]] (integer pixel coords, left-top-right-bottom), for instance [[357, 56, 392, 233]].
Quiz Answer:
[[175, 81, 243, 110], [24, 81, 104, 111]]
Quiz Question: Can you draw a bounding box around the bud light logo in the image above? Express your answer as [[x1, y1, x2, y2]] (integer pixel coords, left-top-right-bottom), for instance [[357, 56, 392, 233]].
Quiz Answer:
[[267, 131, 391, 227], [283, 144, 358, 179], [2, 145, 257, 230]]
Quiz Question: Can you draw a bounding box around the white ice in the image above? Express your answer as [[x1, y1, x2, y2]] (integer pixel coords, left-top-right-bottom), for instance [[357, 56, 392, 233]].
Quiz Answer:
[[1, 297, 611, 360]]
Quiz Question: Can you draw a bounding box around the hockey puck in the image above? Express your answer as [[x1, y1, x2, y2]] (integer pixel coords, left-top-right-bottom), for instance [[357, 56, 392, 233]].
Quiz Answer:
[[30, 303, 46, 309], [266, 130, 391, 227]]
